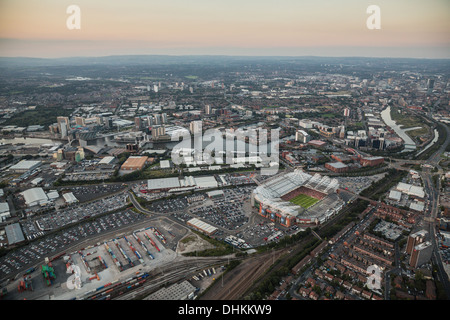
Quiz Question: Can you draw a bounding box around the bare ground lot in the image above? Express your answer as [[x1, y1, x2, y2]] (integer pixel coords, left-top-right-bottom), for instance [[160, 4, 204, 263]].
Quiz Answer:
[[176, 233, 215, 254]]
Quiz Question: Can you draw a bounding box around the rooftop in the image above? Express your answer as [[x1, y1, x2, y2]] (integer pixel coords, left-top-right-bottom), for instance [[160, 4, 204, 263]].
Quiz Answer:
[[5, 223, 25, 245]]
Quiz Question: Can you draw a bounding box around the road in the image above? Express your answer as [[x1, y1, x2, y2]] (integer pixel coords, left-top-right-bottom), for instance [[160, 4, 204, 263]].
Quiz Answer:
[[421, 122, 450, 298]]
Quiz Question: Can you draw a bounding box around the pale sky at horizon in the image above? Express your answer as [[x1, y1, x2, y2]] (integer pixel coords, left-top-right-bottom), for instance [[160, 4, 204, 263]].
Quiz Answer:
[[0, 0, 449, 58]]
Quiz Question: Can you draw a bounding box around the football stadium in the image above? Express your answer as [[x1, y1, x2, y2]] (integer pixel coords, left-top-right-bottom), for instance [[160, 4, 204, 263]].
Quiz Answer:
[[251, 169, 345, 227]]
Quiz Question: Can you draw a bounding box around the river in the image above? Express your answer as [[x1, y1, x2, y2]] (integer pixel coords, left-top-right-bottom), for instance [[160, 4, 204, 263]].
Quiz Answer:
[[380, 106, 417, 152]]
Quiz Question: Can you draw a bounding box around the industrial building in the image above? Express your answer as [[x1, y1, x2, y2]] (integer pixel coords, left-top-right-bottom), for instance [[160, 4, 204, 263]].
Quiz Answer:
[[98, 156, 115, 165], [308, 140, 327, 148], [147, 177, 181, 192], [63, 192, 79, 205], [325, 162, 349, 173], [0, 202, 10, 222], [360, 156, 384, 167], [145, 280, 196, 300], [5, 223, 25, 245], [159, 160, 171, 169], [388, 190, 402, 202], [187, 218, 218, 235], [120, 156, 149, 171], [396, 182, 425, 199], [207, 190, 224, 198], [20, 187, 50, 207], [9, 160, 42, 173], [147, 175, 218, 192]]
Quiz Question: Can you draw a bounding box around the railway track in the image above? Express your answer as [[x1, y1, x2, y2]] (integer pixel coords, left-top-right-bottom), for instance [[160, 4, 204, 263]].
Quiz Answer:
[[200, 248, 287, 300], [81, 257, 230, 300]]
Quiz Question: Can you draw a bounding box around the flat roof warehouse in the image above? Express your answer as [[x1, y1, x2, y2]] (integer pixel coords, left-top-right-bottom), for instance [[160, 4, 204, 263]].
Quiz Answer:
[[187, 218, 218, 235], [121, 156, 148, 171], [147, 175, 218, 192]]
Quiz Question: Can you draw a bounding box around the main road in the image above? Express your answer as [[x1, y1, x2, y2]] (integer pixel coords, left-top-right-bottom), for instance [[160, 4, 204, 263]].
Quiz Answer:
[[420, 122, 450, 298]]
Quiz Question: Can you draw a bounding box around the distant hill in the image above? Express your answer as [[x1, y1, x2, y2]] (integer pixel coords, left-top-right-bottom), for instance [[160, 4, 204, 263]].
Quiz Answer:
[[1, 55, 448, 68]]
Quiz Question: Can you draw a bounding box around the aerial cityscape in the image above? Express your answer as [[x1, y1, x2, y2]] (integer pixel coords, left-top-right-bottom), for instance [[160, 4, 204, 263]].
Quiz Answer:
[[0, 0, 449, 309]]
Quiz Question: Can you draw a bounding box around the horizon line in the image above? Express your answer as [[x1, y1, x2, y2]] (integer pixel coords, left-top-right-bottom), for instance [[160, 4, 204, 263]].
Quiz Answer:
[[1, 53, 450, 61]]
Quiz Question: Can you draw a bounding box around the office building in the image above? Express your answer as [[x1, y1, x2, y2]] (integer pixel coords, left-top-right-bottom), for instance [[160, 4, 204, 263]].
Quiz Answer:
[[409, 241, 433, 268], [406, 230, 428, 254], [190, 121, 202, 135]]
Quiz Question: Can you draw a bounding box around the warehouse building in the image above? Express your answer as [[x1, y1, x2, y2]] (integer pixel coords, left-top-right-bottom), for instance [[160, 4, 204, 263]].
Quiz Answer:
[[207, 190, 224, 199], [187, 218, 218, 235], [0, 202, 10, 222], [21, 187, 50, 207], [147, 177, 181, 192], [63, 192, 79, 205], [325, 162, 349, 173], [98, 156, 115, 165], [9, 160, 42, 173], [159, 160, 171, 169], [5, 223, 25, 245], [360, 156, 384, 167], [147, 175, 218, 192], [396, 182, 425, 198], [388, 190, 402, 202], [145, 280, 196, 300], [120, 156, 149, 171]]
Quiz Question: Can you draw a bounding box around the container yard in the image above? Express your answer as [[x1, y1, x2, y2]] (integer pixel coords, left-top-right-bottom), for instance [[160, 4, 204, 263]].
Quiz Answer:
[[0, 218, 188, 300]]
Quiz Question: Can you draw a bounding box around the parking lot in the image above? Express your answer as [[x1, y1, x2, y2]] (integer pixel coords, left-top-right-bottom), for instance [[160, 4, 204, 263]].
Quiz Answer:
[[188, 187, 252, 231], [237, 216, 299, 247], [335, 173, 386, 194], [147, 197, 189, 214], [219, 172, 255, 186], [21, 192, 129, 240], [0, 209, 145, 281], [64, 184, 126, 203]]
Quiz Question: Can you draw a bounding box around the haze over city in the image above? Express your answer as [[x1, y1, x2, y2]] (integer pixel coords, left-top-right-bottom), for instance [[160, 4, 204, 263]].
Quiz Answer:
[[0, 0, 449, 58]]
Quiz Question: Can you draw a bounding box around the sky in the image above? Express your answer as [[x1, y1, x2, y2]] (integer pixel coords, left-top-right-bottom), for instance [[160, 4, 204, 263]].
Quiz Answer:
[[0, 0, 449, 58]]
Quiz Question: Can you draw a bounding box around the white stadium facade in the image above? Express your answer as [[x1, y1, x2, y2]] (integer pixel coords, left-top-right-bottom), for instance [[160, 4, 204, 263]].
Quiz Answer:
[[251, 169, 345, 227]]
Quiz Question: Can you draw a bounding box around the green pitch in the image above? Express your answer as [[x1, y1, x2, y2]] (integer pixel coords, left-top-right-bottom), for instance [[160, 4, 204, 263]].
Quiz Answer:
[[289, 194, 319, 209]]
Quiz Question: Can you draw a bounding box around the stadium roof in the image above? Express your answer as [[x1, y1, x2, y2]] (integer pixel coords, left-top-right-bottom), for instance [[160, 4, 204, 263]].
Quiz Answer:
[[252, 169, 339, 218], [5, 223, 25, 245]]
